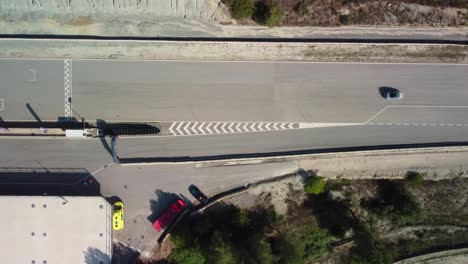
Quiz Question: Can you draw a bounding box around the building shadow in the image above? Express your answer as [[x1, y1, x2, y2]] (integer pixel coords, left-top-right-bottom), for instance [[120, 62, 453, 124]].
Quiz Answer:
[[147, 189, 180, 223], [84, 247, 111, 264], [111, 242, 140, 264], [0, 167, 101, 196], [96, 119, 113, 154]]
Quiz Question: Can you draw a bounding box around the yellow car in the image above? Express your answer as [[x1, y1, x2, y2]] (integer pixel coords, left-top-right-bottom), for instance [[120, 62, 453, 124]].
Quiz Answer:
[[112, 201, 124, 231]]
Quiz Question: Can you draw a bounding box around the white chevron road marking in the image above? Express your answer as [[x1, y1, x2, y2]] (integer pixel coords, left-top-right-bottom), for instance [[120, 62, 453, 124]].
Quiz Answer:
[[168, 122, 363, 136]]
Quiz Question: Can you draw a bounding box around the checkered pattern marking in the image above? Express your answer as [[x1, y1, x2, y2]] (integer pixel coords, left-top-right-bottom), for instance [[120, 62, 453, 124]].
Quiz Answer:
[[64, 60, 72, 118]]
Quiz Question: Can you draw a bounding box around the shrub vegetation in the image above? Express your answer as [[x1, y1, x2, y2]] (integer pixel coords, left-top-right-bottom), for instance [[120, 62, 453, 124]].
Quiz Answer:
[[305, 176, 325, 195], [226, 0, 255, 20]]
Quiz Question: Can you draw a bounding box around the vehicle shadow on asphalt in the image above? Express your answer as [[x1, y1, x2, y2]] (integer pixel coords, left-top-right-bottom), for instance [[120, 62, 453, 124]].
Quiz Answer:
[[147, 189, 181, 223], [0, 167, 101, 196]]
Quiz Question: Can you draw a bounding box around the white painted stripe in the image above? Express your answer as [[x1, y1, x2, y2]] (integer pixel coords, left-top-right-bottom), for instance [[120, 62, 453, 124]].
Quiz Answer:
[[240, 123, 248, 132], [0, 98, 3, 110], [192, 122, 202, 134], [228, 123, 235, 133], [168, 122, 176, 134], [235, 123, 242, 133], [182, 122, 192, 135], [365, 105, 390, 124], [206, 122, 213, 134], [389, 105, 468, 108], [176, 122, 184, 135], [220, 123, 228, 134]]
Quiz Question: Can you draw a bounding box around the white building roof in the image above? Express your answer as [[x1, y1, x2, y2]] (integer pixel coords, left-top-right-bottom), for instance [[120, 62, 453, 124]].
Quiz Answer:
[[0, 196, 112, 264]]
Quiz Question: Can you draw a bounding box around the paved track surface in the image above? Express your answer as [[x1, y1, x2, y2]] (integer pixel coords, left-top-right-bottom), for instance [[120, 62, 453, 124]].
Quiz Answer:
[[1, 59, 467, 124], [1, 58, 468, 252]]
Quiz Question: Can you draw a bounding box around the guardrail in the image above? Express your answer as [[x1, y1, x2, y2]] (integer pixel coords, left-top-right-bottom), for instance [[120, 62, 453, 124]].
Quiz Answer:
[[0, 34, 467, 45], [119, 141, 468, 164]]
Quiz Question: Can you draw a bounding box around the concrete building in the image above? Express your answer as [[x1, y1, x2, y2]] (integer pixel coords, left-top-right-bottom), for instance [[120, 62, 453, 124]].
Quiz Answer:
[[0, 196, 112, 264]]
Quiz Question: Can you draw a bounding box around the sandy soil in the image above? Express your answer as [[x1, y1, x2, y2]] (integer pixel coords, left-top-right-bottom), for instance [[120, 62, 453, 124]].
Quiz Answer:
[[0, 38, 466, 63]]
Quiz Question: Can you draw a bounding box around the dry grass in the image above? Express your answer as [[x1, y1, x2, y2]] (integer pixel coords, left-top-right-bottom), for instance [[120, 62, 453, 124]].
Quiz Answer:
[[64, 16, 95, 26], [304, 45, 467, 63]]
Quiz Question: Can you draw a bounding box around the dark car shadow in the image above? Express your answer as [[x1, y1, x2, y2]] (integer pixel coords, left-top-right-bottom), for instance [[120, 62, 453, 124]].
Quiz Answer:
[[147, 189, 180, 223], [0, 167, 101, 196]]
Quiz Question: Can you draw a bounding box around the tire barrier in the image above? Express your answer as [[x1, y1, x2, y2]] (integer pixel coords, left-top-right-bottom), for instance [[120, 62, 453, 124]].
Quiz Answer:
[[100, 123, 160, 136]]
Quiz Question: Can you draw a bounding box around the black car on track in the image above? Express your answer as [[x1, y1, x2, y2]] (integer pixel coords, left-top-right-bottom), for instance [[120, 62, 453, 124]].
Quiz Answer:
[[188, 184, 208, 204]]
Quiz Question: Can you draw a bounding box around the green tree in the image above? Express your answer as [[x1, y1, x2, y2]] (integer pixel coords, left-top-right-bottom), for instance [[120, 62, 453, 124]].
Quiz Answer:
[[365, 181, 425, 226], [274, 234, 304, 264], [235, 208, 251, 227], [169, 248, 206, 264], [255, 239, 277, 264], [305, 176, 325, 194], [301, 228, 334, 260], [210, 231, 240, 264], [350, 224, 395, 264], [229, 0, 255, 20]]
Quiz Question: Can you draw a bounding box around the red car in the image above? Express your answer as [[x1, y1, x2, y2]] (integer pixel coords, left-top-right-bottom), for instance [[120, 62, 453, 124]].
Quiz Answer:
[[152, 199, 186, 231]]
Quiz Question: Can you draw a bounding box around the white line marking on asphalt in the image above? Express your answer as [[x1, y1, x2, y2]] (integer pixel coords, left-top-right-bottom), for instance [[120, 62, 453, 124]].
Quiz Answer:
[[221, 123, 227, 133], [0, 98, 3, 110], [176, 122, 184, 135], [235, 123, 242, 133], [228, 123, 234, 133], [168, 122, 176, 134], [365, 105, 390, 124], [28, 69, 36, 82], [182, 122, 191, 135], [389, 105, 468, 108], [213, 122, 220, 133], [206, 122, 213, 134]]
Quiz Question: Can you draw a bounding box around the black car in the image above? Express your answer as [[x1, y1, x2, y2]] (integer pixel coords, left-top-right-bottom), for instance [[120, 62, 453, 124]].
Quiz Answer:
[[379, 87, 403, 100], [188, 184, 208, 204]]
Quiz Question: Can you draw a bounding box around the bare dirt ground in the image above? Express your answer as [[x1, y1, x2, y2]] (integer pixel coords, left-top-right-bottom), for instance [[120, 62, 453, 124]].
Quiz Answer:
[[0, 0, 466, 38]]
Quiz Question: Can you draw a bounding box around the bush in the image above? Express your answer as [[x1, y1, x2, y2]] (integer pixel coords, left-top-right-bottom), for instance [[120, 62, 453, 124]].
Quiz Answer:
[[254, 1, 282, 27], [366, 181, 425, 226], [406, 171, 424, 187], [169, 248, 206, 264], [264, 4, 282, 27], [228, 0, 255, 20], [350, 224, 395, 264], [339, 14, 351, 25], [305, 176, 325, 194], [296, 1, 308, 16], [301, 228, 334, 260]]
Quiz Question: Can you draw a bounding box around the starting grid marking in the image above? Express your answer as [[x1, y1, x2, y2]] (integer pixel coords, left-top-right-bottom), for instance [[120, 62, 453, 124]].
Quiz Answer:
[[169, 122, 297, 136], [368, 123, 468, 127], [64, 60, 72, 118]]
